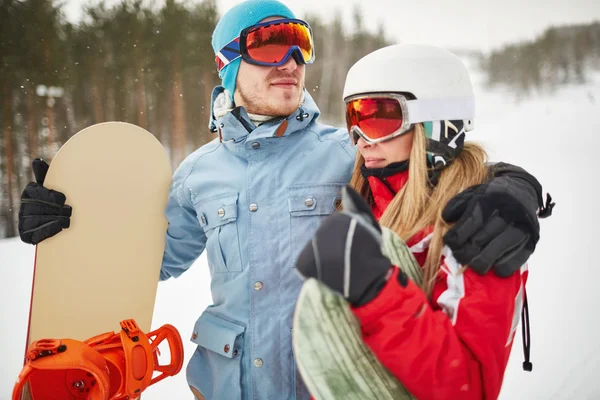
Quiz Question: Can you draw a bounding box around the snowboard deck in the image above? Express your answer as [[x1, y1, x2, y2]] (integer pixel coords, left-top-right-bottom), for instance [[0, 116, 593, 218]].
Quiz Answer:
[[292, 227, 421, 400], [21, 121, 172, 399]]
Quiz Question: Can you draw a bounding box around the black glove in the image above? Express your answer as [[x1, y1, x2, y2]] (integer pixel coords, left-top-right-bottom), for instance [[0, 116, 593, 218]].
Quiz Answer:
[[295, 186, 406, 307], [442, 162, 554, 277], [18, 158, 72, 245]]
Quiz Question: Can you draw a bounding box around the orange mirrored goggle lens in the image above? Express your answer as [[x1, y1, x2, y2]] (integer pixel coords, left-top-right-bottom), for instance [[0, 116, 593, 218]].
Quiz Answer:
[[345, 98, 404, 142], [246, 21, 313, 64]]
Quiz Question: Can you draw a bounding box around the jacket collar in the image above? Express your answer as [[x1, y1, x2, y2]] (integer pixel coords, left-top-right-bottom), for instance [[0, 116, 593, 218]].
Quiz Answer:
[[367, 169, 410, 220], [208, 85, 321, 143]]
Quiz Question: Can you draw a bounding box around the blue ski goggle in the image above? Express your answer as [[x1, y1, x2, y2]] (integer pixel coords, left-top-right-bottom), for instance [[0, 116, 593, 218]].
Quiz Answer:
[[215, 18, 315, 73]]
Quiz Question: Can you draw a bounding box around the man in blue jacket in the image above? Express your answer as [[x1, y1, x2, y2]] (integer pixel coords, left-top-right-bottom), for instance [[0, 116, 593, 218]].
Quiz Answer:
[[160, 2, 354, 399], [162, 3, 358, 398], [18, 1, 552, 399]]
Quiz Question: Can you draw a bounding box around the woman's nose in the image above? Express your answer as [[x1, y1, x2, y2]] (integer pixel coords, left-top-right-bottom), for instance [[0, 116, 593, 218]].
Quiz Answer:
[[357, 137, 371, 149]]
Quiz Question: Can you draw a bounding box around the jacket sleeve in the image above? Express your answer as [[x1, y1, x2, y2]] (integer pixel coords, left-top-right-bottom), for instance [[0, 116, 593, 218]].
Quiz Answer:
[[351, 249, 527, 400], [159, 165, 207, 281]]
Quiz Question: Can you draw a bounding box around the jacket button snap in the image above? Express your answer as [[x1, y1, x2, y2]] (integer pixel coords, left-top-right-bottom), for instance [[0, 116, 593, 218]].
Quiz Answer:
[[217, 208, 225, 217], [252, 142, 260, 149], [254, 358, 263, 368], [249, 203, 258, 212], [254, 281, 263, 291], [224, 344, 230, 353], [304, 198, 314, 207]]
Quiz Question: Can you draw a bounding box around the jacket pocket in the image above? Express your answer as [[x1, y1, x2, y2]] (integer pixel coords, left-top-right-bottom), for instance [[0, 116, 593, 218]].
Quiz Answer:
[[195, 193, 242, 273], [288, 183, 345, 267], [188, 311, 245, 399]]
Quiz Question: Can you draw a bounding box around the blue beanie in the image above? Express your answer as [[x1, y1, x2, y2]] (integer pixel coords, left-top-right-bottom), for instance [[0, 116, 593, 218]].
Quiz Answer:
[[212, 0, 296, 101]]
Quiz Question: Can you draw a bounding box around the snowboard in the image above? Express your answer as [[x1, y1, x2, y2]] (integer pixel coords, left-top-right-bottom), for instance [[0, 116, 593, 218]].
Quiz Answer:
[[292, 227, 422, 400], [19, 121, 173, 399]]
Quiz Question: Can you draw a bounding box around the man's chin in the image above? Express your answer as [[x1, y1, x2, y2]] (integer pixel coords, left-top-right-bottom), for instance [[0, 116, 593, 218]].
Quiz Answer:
[[276, 103, 300, 117], [269, 93, 302, 116]]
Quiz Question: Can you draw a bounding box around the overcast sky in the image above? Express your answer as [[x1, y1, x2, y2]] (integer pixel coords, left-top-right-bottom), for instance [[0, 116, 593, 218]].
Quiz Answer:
[[64, 0, 600, 52]]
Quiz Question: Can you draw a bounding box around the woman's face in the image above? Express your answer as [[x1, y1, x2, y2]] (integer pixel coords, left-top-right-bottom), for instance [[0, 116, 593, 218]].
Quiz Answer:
[[357, 129, 415, 169]]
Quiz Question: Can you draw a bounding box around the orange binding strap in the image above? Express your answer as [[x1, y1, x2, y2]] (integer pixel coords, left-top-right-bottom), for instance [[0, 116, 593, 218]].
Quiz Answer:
[[12, 319, 184, 400]]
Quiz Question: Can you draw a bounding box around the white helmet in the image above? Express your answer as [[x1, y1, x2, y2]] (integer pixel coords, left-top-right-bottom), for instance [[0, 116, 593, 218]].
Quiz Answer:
[[343, 44, 475, 132]]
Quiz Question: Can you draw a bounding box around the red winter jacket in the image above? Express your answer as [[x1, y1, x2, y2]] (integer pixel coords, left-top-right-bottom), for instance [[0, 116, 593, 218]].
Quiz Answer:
[[350, 170, 528, 400]]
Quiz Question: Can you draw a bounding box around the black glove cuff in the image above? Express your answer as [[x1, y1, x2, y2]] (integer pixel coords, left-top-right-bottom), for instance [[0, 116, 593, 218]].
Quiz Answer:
[[353, 265, 394, 306]]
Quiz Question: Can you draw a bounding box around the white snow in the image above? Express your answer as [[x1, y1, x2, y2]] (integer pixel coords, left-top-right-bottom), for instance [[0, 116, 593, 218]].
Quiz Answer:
[[1, 66, 599, 399]]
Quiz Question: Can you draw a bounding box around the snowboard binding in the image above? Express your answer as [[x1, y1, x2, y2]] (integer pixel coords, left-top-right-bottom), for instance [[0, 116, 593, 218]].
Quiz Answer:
[[12, 319, 184, 400]]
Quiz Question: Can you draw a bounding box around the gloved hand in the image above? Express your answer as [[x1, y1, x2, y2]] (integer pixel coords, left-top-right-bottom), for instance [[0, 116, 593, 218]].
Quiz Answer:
[[295, 186, 405, 307], [442, 163, 554, 277], [18, 158, 72, 244]]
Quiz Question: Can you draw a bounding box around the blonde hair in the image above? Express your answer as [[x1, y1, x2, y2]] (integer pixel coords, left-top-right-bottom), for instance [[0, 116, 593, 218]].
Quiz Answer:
[[347, 124, 489, 297]]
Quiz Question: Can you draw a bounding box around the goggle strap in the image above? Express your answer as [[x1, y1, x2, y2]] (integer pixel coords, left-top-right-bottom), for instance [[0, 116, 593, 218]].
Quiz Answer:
[[215, 37, 241, 71], [406, 96, 475, 124]]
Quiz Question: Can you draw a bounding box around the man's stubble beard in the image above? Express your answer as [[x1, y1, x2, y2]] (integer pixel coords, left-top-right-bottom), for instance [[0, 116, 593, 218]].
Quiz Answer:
[[238, 83, 303, 117]]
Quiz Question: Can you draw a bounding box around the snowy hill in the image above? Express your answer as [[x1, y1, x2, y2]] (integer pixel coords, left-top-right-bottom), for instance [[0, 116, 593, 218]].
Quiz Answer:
[[1, 64, 599, 399]]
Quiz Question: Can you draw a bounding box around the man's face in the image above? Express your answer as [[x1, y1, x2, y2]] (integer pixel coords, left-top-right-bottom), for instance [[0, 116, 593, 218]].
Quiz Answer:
[[233, 17, 306, 117]]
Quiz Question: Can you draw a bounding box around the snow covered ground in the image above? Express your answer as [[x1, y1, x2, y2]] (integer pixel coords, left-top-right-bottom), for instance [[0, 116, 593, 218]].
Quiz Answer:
[[471, 72, 600, 400], [1, 66, 599, 399]]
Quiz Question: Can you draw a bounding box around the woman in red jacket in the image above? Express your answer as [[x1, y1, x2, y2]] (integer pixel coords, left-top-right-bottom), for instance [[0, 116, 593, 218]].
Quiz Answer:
[[296, 44, 553, 399]]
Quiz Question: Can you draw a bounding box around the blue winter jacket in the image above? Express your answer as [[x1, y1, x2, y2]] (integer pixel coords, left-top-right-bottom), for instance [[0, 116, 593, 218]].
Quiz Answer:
[[160, 86, 355, 400]]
